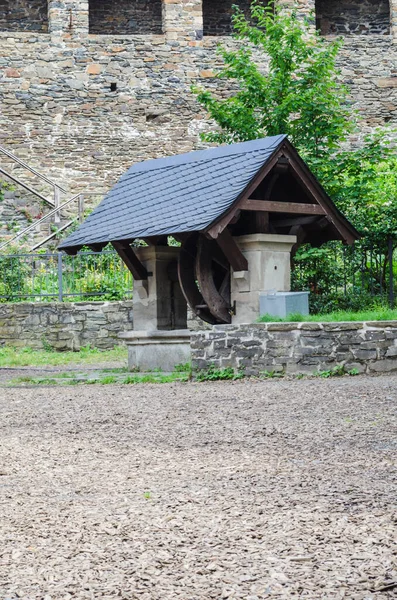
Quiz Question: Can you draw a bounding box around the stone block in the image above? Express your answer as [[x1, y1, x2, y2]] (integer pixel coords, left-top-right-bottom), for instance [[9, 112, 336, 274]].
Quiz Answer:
[[122, 330, 191, 372], [352, 349, 377, 360], [344, 362, 367, 374], [322, 322, 361, 331], [368, 359, 397, 373], [264, 322, 298, 332], [367, 320, 397, 328], [338, 334, 364, 345], [363, 330, 386, 341]]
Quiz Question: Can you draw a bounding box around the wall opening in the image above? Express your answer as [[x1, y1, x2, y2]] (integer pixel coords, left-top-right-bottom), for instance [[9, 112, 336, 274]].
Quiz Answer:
[[203, 0, 256, 36], [89, 0, 163, 35], [0, 0, 48, 32], [316, 0, 390, 36]]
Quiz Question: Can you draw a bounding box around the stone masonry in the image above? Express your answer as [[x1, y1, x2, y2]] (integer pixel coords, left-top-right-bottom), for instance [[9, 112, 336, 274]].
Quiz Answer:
[[0, 300, 133, 350], [89, 0, 163, 36], [191, 321, 397, 375], [0, 0, 48, 33], [0, 0, 396, 216], [316, 0, 391, 36]]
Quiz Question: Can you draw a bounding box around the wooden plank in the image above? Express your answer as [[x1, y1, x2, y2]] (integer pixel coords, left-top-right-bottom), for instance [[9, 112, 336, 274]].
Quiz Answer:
[[196, 236, 231, 324], [241, 200, 325, 215], [216, 228, 248, 272], [112, 241, 148, 280], [177, 234, 217, 325]]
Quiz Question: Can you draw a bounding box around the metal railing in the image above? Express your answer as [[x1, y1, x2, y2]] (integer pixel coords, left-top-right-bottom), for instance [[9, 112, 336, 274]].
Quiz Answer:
[[0, 144, 100, 251], [292, 239, 397, 312], [0, 145, 67, 194], [0, 250, 133, 302], [0, 145, 66, 214]]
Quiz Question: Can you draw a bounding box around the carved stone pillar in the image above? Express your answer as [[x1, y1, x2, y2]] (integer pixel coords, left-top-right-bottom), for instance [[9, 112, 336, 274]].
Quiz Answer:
[[231, 234, 297, 325]]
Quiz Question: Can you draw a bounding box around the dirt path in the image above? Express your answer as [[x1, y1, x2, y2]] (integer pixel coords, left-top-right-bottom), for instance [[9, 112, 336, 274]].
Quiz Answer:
[[0, 377, 396, 599]]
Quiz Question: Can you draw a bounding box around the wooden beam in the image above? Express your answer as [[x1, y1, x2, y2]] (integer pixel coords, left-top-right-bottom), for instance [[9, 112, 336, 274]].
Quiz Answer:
[[216, 228, 248, 272], [241, 200, 325, 215], [112, 241, 148, 281], [272, 216, 319, 227], [290, 224, 307, 257], [143, 235, 168, 246], [87, 243, 107, 253]]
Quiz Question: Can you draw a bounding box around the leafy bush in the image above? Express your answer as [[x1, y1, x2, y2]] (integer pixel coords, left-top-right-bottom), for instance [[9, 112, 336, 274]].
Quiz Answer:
[[195, 364, 245, 381]]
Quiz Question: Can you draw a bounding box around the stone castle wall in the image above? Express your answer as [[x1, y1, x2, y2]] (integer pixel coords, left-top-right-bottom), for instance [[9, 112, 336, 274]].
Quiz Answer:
[[0, 0, 396, 211], [89, 0, 163, 35], [191, 321, 397, 375], [0, 300, 133, 350], [0, 0, 48, 33], [316, 0, 391, 36]]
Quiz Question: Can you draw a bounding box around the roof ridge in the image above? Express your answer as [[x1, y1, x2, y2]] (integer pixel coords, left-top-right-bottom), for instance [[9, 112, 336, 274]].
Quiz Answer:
[[123, 135, 286, 177]]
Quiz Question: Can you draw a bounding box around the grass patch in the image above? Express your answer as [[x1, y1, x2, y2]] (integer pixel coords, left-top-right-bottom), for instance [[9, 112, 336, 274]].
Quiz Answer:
[[8, 371, 190, 386], [0, 345, 127, 368], [258, 307, 397, 323]]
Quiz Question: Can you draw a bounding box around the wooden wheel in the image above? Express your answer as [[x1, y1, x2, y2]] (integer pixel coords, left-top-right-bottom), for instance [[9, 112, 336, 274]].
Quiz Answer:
[[178, 233, 232, 325]]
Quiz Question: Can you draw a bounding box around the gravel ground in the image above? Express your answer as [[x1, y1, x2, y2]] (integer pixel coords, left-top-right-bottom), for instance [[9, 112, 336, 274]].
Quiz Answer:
[[0, 376, 396, 599]]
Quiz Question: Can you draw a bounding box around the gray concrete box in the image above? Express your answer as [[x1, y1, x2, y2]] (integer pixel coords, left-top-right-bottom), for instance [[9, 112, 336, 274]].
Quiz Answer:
[[259, 291, 309, 318]]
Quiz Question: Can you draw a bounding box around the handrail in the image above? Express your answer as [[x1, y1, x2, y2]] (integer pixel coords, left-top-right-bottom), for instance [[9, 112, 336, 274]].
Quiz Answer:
[[0, 191, 99, 251], [31, 221, 74, 251], [0, 145, 67, 193], [0, 166, 55, 206], [0, 192, 81, 250]]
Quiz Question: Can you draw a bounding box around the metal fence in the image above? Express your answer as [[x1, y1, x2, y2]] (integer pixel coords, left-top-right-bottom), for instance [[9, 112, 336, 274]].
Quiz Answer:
[[1, 241, 396, 310], [292, 239, 396, 313], [0, 250, 133, 302]]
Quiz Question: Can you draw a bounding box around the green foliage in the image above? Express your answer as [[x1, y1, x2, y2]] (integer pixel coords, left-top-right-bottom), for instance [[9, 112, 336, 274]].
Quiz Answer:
[[261, 369, 285, 378], [0, 345, 127, 368], [258, 306, 397, 323], [192, 2, 397, 310], [316, 131, 397, 249], [291, 241, 389, 313], [316, 365, 359, 378], [195, 364, 245, 381], [0, 249, 133, 303], [0, 250, 30, 301], [41, 337, 54, 352], [193, 1, 353, 159], [8, 369, 190, 386], [174, 362, 191, 373]]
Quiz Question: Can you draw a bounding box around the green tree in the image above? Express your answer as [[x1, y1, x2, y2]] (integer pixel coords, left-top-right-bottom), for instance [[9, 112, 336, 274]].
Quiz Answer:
[[194, 1, 354, 160], [193, 2, 397, 308], [319, 132, 397, 249]]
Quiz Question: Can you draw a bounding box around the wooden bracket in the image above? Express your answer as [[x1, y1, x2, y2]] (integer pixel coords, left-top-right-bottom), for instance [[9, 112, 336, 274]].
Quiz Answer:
[[216, 228, 248, 272], [112, 241, 148, 281]]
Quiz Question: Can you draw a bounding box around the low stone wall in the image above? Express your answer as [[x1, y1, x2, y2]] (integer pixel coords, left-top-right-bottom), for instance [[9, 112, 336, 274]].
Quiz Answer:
[[0, 301, 133, 351], [191, 321, 397, 375]]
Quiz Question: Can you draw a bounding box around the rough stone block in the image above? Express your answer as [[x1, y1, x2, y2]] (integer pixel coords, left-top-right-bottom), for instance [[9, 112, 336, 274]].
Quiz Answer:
[[368, 359, 397, 373], [322, 322, 361, 331], [352, 349, 377, 360]]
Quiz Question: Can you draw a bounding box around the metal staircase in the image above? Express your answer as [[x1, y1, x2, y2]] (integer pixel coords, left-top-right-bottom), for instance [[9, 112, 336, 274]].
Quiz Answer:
[[0, 145, 96, 251]]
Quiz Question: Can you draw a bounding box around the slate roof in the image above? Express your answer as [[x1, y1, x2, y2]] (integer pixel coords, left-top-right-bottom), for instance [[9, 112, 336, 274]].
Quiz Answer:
[[59, 135, 286, 252]]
